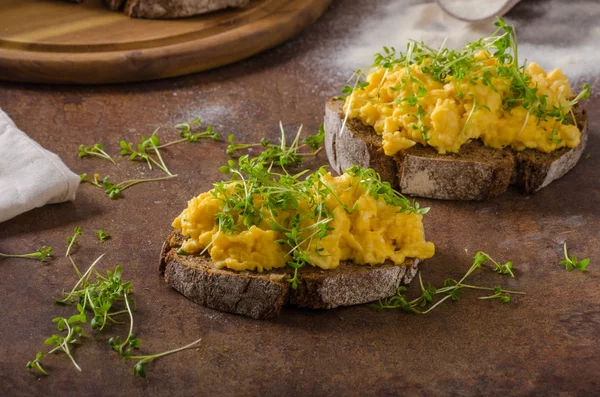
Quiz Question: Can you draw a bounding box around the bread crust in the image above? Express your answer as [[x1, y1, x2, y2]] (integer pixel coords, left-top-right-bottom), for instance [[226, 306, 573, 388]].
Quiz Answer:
[[160, 231, 419, 319], [124, 0, 250, 19], [102, 0, 126, 11], [325, 98, 588, 200]]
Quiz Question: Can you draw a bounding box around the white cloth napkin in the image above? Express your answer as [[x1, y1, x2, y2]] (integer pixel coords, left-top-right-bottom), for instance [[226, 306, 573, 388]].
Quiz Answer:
[[0, 108, 80, 223]]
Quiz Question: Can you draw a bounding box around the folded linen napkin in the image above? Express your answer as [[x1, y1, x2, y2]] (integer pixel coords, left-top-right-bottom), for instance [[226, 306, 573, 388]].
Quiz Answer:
[[0, 108, 80, 223]]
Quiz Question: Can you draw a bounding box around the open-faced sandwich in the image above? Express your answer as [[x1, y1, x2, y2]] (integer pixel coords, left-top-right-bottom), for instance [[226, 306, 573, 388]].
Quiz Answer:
[[160, 155, 434, 319], [325, 19, 590, 200]]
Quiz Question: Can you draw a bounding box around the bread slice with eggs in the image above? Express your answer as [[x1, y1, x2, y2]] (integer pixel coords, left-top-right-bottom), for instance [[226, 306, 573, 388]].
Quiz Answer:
[[324, 98, 588, 200], [160, 231, 420, 320]]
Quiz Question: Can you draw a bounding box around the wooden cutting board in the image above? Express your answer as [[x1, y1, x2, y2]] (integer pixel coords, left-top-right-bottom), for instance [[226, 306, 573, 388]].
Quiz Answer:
[[0, 0, 331, 84]]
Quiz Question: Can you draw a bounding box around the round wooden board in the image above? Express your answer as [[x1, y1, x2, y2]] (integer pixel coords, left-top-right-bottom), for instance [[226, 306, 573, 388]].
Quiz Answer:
[[0, 0, 331, 84]]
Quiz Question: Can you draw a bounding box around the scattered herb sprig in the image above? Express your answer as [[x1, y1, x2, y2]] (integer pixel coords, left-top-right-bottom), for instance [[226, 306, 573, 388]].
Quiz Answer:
[[78, 144, 115, 164], [373, 252, 524, 314], [97, 229, 111, 243], [27, 232, 202, 378], [473, 251, 514, 277], [0, 246, 53, 262], [79, 117, 217, 199], [43, 317, 85, 372], [80, 173, 176, 200], [226, 123, 324, 168], [26, 353, 48, 376], [126, 338, 203, 378], [157, 117, 220, 148], [65, 226, 82, 258], [120, 131, 173, 176], [559, 242, 590, 272]]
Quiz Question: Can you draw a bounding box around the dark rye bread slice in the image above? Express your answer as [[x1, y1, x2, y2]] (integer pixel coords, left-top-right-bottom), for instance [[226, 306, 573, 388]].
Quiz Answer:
[[159, 231, 420, 319], [124, 0, 250, 18], [103, 0, 127, 11], [325, 98, 588, 200]]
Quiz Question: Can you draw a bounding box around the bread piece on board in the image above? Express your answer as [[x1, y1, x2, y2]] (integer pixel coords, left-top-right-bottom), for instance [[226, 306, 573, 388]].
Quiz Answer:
[[159, 231, 419, 319], [125, 0, 250, 19], [103, 0, 126, 11], [325, 98, 588, 200]]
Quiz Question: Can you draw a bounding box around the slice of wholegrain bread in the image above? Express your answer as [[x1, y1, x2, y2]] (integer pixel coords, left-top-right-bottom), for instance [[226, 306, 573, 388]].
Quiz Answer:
[[325, 98, 588, 200], [124, 0, 250, 18], [159, 231, 419, 319], [103, 0, 126, 11]]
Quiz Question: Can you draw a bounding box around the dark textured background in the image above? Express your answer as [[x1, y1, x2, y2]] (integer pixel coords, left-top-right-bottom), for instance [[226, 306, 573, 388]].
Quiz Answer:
[[1, 1, 599, 395]]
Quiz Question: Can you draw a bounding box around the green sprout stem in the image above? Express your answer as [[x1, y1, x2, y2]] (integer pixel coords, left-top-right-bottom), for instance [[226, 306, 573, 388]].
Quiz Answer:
[[57, 254, 106, 303], [67, 254, 83, 279], [127, 337, 203, 378], [559, 242, 590, 272], [373, 251, 524, 314], [110, 291, 138, 355], [128, 337, 202, 361], [117, 175, 177, 191], [156, 138, 190, 148], [0, 246, 53, 262], [26, 353, 48, 376], [82, 174, 177, 200], [78, 144, 115, 164], [65, 227, 82, 258], [47, 319, 82, 372], [148, 138, 173, 177]]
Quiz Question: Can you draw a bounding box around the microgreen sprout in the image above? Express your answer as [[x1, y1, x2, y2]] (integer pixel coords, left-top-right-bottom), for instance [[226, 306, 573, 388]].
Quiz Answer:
[[0, 246, 53, 262], [559, 242, 590, 272], [78, 143, 115, 164], [302, 125, 326, 151], [120, 130, 173, 176], [80, 173, 176, 200], [97, 229, 111, 243], [26, 352, 48, 376], [478, 286, 512, 303], [34, 254, 138, 374], [226, 123, 325, 168], [225, 134, 265, 155], [108, 291, 141, 357], [125, 337, 203, 378], [80, 173, 102, 188], [473, 251, 514, 277], [156, 117, 220, 148], [66, 226, 82, 258], [44, 317, 84, 372], [29, 236, 201, 378], [372, 252, 524, 314]]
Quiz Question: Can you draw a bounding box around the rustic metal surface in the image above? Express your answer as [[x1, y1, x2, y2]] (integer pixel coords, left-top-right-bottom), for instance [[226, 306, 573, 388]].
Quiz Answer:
[[1, 1, 599, 395]]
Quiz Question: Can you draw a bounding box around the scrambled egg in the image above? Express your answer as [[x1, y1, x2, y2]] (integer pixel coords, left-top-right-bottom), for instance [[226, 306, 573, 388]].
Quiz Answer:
[[344, 53, 580, 155], [172, 172, 435, 272]]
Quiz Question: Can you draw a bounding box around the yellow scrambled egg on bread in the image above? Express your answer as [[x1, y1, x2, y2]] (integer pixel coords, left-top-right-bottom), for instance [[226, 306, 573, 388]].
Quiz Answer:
[[173, 170, 434, 272], [344, 53, 581, 155]]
